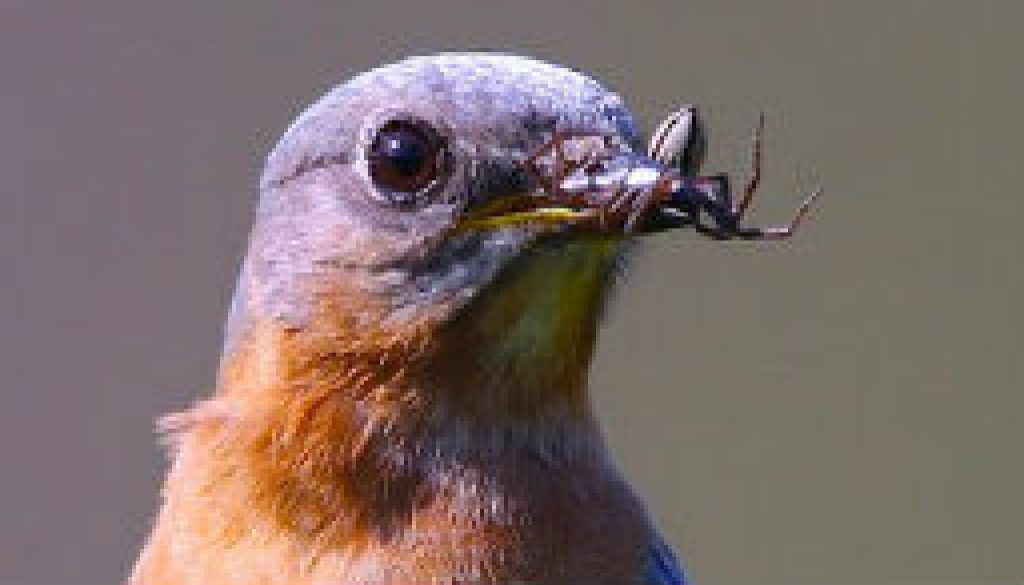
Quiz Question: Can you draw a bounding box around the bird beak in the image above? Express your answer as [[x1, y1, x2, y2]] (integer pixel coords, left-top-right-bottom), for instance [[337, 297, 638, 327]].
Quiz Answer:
[[454, 135, 684, 237]]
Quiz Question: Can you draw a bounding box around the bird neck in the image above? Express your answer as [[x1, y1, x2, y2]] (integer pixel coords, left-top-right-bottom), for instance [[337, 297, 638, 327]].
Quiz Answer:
[[152, 316, 613, 567], [153, 238, 624, 563], [144, 242, 630, 581], [207, 298, 604, 457]]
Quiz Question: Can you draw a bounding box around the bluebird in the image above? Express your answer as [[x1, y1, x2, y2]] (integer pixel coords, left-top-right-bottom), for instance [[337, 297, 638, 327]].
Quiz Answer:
[[132, 53, 818, 585]]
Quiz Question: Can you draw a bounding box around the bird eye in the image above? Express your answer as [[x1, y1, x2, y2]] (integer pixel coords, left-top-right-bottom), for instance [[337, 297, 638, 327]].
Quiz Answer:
[[368, 119, 446, 204]]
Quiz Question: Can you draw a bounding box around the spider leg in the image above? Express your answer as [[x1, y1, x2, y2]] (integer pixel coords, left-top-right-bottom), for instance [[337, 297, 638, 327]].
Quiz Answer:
[[641, 205, 696, 233], [623, 187, 660, 233], [523, 131, 571, 201], [730, 185, 823, 240], [685, 170, 822, 241], [675, 175, 738, 232], [693, 222, 730, 240], [524, 130, 613, 204], [734, 112, 764, 218]]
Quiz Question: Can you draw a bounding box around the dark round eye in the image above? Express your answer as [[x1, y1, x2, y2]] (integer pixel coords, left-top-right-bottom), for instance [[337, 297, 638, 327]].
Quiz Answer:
[[368, 120, 445, 201]]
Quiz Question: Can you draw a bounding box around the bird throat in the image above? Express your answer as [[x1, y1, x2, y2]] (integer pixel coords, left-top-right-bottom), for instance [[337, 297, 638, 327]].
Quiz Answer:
[[433, 237, 623, 420]]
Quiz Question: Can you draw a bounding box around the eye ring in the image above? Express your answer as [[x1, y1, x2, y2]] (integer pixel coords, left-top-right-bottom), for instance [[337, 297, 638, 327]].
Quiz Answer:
[[365, 117, 450, 207]]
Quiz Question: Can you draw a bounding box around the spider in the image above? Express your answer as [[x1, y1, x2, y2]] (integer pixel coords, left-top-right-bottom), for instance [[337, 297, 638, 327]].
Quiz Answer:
[[521, 107, 822, 239]]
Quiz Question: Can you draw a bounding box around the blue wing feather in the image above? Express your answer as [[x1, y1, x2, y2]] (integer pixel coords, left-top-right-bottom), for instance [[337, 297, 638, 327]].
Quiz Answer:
[[644, 535, 687, 585]]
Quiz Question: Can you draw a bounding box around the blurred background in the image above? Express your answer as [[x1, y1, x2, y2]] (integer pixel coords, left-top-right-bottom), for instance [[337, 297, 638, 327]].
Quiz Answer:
[[2, 1, 1022, 584]]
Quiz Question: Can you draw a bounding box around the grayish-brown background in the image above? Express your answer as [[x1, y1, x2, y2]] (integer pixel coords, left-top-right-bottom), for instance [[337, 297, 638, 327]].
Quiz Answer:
[[2, 1, 1021, 584]]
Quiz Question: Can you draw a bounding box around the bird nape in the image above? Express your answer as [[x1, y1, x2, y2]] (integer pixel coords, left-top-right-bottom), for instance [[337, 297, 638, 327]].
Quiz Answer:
[[132, 53, 819, 585]]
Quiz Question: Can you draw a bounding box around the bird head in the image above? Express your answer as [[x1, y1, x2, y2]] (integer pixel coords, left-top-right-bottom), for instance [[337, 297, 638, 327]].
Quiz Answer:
[[219, 54, 699, 426], [148, 55, 709, 579]]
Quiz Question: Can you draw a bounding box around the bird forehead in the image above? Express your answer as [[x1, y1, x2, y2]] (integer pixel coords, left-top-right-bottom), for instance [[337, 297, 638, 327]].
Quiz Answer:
[[350, 54, 633, 132], [261, 54, 639, 187]]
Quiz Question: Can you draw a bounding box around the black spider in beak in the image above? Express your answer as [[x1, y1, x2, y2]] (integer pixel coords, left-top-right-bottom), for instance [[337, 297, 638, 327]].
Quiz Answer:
[[458, 106, 822, 240]]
